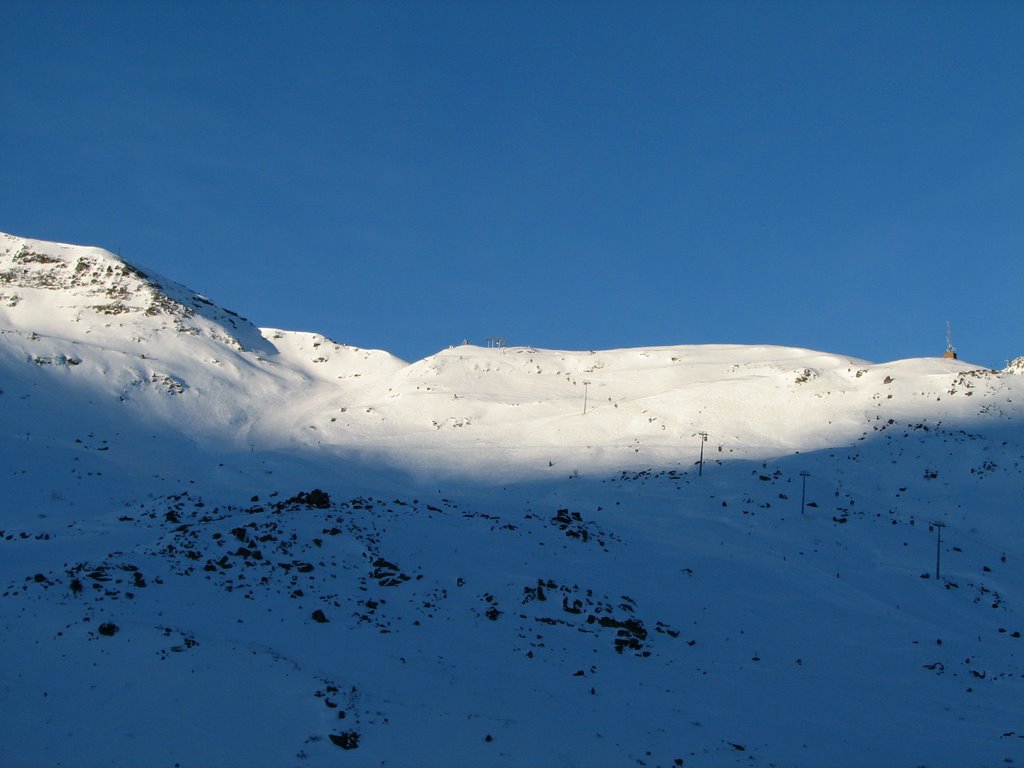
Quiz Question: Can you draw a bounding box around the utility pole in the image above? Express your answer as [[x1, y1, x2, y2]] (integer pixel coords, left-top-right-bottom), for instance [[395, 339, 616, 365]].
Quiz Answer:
[[582, 381, 590, 415], [933, 521, 946, 580], [800, 471, 810, 515], [696, 431, 708, 476]]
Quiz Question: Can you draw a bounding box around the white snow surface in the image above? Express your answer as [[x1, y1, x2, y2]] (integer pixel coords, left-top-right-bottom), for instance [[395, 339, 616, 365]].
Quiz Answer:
[[2, 232, 1023, 767]]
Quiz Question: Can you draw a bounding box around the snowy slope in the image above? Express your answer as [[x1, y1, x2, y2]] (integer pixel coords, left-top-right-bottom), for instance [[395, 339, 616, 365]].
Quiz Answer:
[[2, 231, 1023, 768], [2, 232, 1016, 478]]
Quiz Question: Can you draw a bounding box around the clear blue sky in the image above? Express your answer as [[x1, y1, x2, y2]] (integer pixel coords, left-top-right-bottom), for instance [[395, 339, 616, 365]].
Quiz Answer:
[[2, 0, 1021, 367]]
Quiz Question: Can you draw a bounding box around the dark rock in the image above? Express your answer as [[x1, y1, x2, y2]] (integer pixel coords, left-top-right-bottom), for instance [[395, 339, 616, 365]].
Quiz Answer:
[[597, 615, 647, 640], [287, 489, 331, 509], [98, 623, 119, 636], [329, 731, 359, 749], [311, 609, 329, 624]]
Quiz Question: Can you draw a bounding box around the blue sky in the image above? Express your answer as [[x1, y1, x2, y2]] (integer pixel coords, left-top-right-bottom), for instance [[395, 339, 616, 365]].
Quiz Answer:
[[2, 0, 1021, 367]]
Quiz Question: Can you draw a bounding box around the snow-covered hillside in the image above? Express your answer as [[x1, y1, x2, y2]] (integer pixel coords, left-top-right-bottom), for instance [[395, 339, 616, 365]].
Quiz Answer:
[[2, 232, 1023, 767]]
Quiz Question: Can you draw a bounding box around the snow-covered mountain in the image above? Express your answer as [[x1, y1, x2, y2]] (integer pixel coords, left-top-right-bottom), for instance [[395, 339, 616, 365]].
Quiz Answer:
[[2, 232, 1022, 767]]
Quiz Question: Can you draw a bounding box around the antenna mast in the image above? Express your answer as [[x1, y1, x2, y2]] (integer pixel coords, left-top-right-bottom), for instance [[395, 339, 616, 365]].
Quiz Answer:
[[943, 321, 957, 360]]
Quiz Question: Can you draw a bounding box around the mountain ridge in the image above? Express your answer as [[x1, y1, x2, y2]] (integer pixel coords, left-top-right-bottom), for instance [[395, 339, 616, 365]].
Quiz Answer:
[[3, 231, 1020, 481]]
